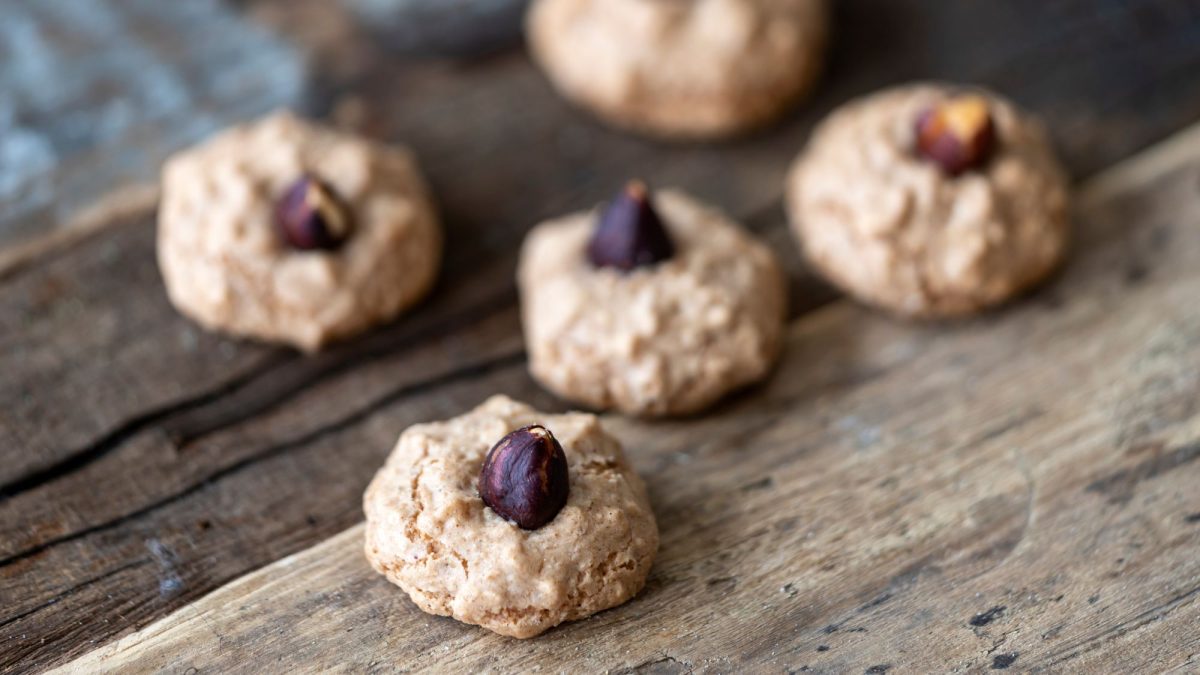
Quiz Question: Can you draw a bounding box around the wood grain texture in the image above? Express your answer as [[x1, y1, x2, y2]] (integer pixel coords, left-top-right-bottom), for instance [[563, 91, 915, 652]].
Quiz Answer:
[[5, 0, 1200, 671], [56, 121, 1200, 674]]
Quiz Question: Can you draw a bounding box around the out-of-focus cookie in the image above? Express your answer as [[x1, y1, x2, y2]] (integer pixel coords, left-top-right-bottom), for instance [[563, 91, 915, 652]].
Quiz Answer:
[[158, 110, 441, 351], [363, 395, 658, 639], [786, 83, 1070, 317], [519, 182, 787, 416], [527, 0, 828, 139]]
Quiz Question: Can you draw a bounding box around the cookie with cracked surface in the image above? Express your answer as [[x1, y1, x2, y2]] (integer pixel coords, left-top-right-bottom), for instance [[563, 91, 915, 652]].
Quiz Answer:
[[786, 83, 1070, 317], [158, 110, 441, 351], [363, 395, 658, 639], [518, 185, 787, 416], [527, 0, 828, 139]]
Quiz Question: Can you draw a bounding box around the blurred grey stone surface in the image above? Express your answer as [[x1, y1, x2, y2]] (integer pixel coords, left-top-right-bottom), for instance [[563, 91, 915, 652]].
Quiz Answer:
[[346, 0, 530, 57], [0, 0, 306, 247]]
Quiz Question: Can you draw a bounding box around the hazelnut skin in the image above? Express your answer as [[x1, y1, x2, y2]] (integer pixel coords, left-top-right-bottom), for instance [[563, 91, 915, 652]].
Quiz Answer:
[[275, 174, 354, 250], [586, 180, 675, 271], [478, 424, 570, 529]]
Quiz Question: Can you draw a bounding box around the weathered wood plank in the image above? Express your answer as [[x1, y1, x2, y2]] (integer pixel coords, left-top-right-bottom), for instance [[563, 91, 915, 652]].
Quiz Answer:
[[6, 1, 1200, 670], [55, 121, 1200, 674]]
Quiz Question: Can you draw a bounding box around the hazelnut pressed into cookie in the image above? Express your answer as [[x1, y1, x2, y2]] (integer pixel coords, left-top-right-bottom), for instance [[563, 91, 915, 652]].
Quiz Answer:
[[527, 0, 829, 139], [518, 183, 787, 416], [363, 396, 658, 639], [158, 111, 442, 351], [786, 84, 1070, 317]]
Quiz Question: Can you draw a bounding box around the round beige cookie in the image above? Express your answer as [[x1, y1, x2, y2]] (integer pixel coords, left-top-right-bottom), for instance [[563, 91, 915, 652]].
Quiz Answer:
[[786, 83, 1070, 317], [519, 189, 787, 416], [363, 395, 658, 639], [158, 110, 441, 351], [527, 0, 828, 139]]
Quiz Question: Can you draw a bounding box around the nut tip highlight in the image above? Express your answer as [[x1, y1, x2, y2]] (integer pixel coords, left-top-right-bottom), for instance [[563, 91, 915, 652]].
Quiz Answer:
[[915, 95, 996, 176]]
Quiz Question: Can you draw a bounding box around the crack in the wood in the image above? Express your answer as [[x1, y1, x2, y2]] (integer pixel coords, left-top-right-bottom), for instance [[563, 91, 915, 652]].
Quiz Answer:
[[0, 353, 290, 500], [0, 350, 527, 570], [0, 288, 517, 501], [163, 287, 518, 448], [0, 558, 149, 629]]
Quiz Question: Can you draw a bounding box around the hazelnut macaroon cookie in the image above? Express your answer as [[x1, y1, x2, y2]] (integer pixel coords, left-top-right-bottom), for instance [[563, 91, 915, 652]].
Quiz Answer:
[[527, 0, 829, 139], [786, 83, 1070, 317], [363, 395, 658, 638], [518, 182, 787, 416], [158, 110, 441, 351]]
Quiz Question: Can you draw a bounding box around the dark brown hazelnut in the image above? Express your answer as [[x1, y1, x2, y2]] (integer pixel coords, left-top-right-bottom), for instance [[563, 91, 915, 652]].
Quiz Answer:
[[275, 174, 354, 250], [586, 180, 675, 271], [478, 424, 569, 530], [914, 95, 995, 176]]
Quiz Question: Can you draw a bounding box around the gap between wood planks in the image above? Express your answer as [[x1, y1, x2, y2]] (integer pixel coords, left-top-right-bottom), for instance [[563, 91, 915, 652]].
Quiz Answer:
[[0, 183, 159, 280], [53, 120, 1200, 673]]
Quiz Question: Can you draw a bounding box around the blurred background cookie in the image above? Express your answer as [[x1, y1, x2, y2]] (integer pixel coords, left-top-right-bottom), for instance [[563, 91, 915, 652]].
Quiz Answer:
[[158, 111, 442, 350], [527, 0, 828, 139], [786, 83, 1070, 317]]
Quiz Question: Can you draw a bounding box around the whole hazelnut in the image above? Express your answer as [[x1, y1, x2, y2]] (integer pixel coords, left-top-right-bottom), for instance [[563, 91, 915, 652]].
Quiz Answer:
[[275, 174, 354, 250], [478, 424, 569, 530], [586, 180, 675, 271], [914, 95, 995, 176]]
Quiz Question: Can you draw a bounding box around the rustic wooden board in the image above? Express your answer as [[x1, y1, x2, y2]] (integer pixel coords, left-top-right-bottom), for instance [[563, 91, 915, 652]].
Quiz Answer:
[[5, 1, 1200, 671], [56, 122, 1200, 674]]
